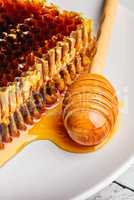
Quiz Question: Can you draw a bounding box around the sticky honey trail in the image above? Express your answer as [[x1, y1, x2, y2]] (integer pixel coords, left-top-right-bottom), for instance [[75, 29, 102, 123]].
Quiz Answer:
[[0, 103, 120, 167]]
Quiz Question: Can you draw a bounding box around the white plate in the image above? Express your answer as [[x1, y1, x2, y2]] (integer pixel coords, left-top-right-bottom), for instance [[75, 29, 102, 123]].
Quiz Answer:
[[0, 1, 134, 200]]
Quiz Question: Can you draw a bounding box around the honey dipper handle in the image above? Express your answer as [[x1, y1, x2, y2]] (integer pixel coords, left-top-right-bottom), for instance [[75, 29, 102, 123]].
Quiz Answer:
[[91, 0, 118, 73]]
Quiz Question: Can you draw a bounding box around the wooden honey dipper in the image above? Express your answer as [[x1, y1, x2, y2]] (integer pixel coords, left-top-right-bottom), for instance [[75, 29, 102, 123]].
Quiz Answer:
[[62, 0, 119, 146]]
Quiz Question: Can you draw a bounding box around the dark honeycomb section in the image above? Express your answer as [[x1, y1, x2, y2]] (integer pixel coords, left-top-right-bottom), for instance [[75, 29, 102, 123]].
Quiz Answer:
[[0, 0, 82, 86], [0, 1, 96, 149]]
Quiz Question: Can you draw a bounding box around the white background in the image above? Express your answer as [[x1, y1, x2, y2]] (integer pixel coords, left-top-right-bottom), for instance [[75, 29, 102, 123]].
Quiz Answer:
[[121, 0, 134, 12]]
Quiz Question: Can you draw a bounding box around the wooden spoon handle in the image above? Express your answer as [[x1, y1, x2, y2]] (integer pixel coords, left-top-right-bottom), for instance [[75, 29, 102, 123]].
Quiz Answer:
[[91, 0, 118, 73]]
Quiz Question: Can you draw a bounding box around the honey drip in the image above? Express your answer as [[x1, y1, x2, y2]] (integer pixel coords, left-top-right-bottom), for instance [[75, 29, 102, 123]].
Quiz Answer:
[[0, 102, 118, 167]]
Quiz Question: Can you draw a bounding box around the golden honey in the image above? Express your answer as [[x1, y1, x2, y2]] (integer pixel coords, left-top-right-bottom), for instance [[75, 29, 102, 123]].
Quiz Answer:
[[0, 101, 119, 167]]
